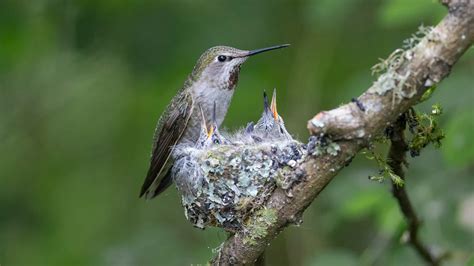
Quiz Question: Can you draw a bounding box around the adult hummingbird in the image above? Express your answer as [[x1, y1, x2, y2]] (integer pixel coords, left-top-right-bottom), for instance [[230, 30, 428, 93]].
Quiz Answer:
[[140, 44, 289, 199]]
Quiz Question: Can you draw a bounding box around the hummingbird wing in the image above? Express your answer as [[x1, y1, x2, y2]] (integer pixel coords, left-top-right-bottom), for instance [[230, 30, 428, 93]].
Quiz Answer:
[[140, 90, 194, 199]]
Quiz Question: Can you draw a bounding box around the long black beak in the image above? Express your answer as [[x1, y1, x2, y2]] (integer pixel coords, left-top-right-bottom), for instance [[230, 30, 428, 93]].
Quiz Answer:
[[247, 44, 290, 57]]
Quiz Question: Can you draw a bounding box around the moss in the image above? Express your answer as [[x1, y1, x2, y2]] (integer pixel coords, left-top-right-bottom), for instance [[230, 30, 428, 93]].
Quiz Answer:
[[403, 25, 434, 49], [407, 104, 445, 157], [365, 104, 444, 185], [369, 25, 434, 103], [363, 149, 405, 186], [419, 85, 437, 102], [243, 208, 278, 246]]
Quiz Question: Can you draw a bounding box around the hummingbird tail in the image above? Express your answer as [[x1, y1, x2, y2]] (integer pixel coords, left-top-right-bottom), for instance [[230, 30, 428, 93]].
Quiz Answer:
[[140, 169, 173, 199]]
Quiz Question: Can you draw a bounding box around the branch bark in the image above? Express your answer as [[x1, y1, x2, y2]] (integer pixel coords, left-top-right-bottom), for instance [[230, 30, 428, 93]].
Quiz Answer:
[[211, 1, 474, 264]]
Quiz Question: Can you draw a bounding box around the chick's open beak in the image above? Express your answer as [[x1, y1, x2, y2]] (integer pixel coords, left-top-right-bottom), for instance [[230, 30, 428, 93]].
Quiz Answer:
[[271, 89, 279, 120], [207, 125, 215, 139], [199, 105, 214, 140]]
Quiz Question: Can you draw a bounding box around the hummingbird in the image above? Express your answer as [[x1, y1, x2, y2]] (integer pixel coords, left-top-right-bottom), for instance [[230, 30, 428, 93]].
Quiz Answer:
[[207, 102, 229, 146], [254, 89, 291, 140], [140, 44, 289, 199], [196, 105, 212, 148], [269, 89, 291, 139], [198, 102, 228, 147]]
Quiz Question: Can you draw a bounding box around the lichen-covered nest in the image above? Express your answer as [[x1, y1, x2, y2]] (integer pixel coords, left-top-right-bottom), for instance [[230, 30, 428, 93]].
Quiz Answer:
[[172, 139, 307, 232]]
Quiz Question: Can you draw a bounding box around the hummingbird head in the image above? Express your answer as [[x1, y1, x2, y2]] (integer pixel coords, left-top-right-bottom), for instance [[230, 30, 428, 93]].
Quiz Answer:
[[188, 44, 289, 89], [255, 90, 275, 131]]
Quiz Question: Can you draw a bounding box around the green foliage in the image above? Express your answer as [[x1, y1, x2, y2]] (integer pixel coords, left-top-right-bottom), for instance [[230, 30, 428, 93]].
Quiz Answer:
[[407, 105, 445, 157], [364, 103, 445, 186], [363, 149, 405, 187]]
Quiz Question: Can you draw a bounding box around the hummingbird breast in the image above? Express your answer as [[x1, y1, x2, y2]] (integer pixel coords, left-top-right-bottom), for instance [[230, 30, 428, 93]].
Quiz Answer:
[[181, 84, 236, 143]]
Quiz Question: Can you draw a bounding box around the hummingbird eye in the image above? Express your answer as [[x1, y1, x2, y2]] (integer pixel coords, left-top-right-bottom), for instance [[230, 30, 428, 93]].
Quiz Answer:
[[217, 55, 227, 62]]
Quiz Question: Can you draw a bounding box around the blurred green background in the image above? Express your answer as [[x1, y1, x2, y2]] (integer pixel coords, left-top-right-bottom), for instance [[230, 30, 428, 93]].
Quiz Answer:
[[1, 0, 473, 265]]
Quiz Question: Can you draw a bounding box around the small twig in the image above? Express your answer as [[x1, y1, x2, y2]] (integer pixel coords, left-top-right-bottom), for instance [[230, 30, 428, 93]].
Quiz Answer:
[[387, 114, 444, 266], [255, 251, 265, 266]]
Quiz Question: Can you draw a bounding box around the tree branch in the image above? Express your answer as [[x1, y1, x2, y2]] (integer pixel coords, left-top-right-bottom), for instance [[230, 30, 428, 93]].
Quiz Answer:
[[211, 1, 474, 264], [387, 114, 444, 265]]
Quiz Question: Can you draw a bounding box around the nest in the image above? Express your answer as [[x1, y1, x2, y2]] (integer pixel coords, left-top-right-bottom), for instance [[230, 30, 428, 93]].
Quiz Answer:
[[172, 138, 307, 231]]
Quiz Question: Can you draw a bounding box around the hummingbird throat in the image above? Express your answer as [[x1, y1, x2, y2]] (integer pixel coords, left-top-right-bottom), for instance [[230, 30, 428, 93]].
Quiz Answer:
[[228, 65, 241, 89]]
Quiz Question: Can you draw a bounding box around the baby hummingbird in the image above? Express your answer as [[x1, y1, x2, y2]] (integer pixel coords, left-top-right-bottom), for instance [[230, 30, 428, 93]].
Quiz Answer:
[[269, 89, 291, 139], [199, 102, 228, 147], [140, 44, 289, 199], [254, 89, 291, 140]]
